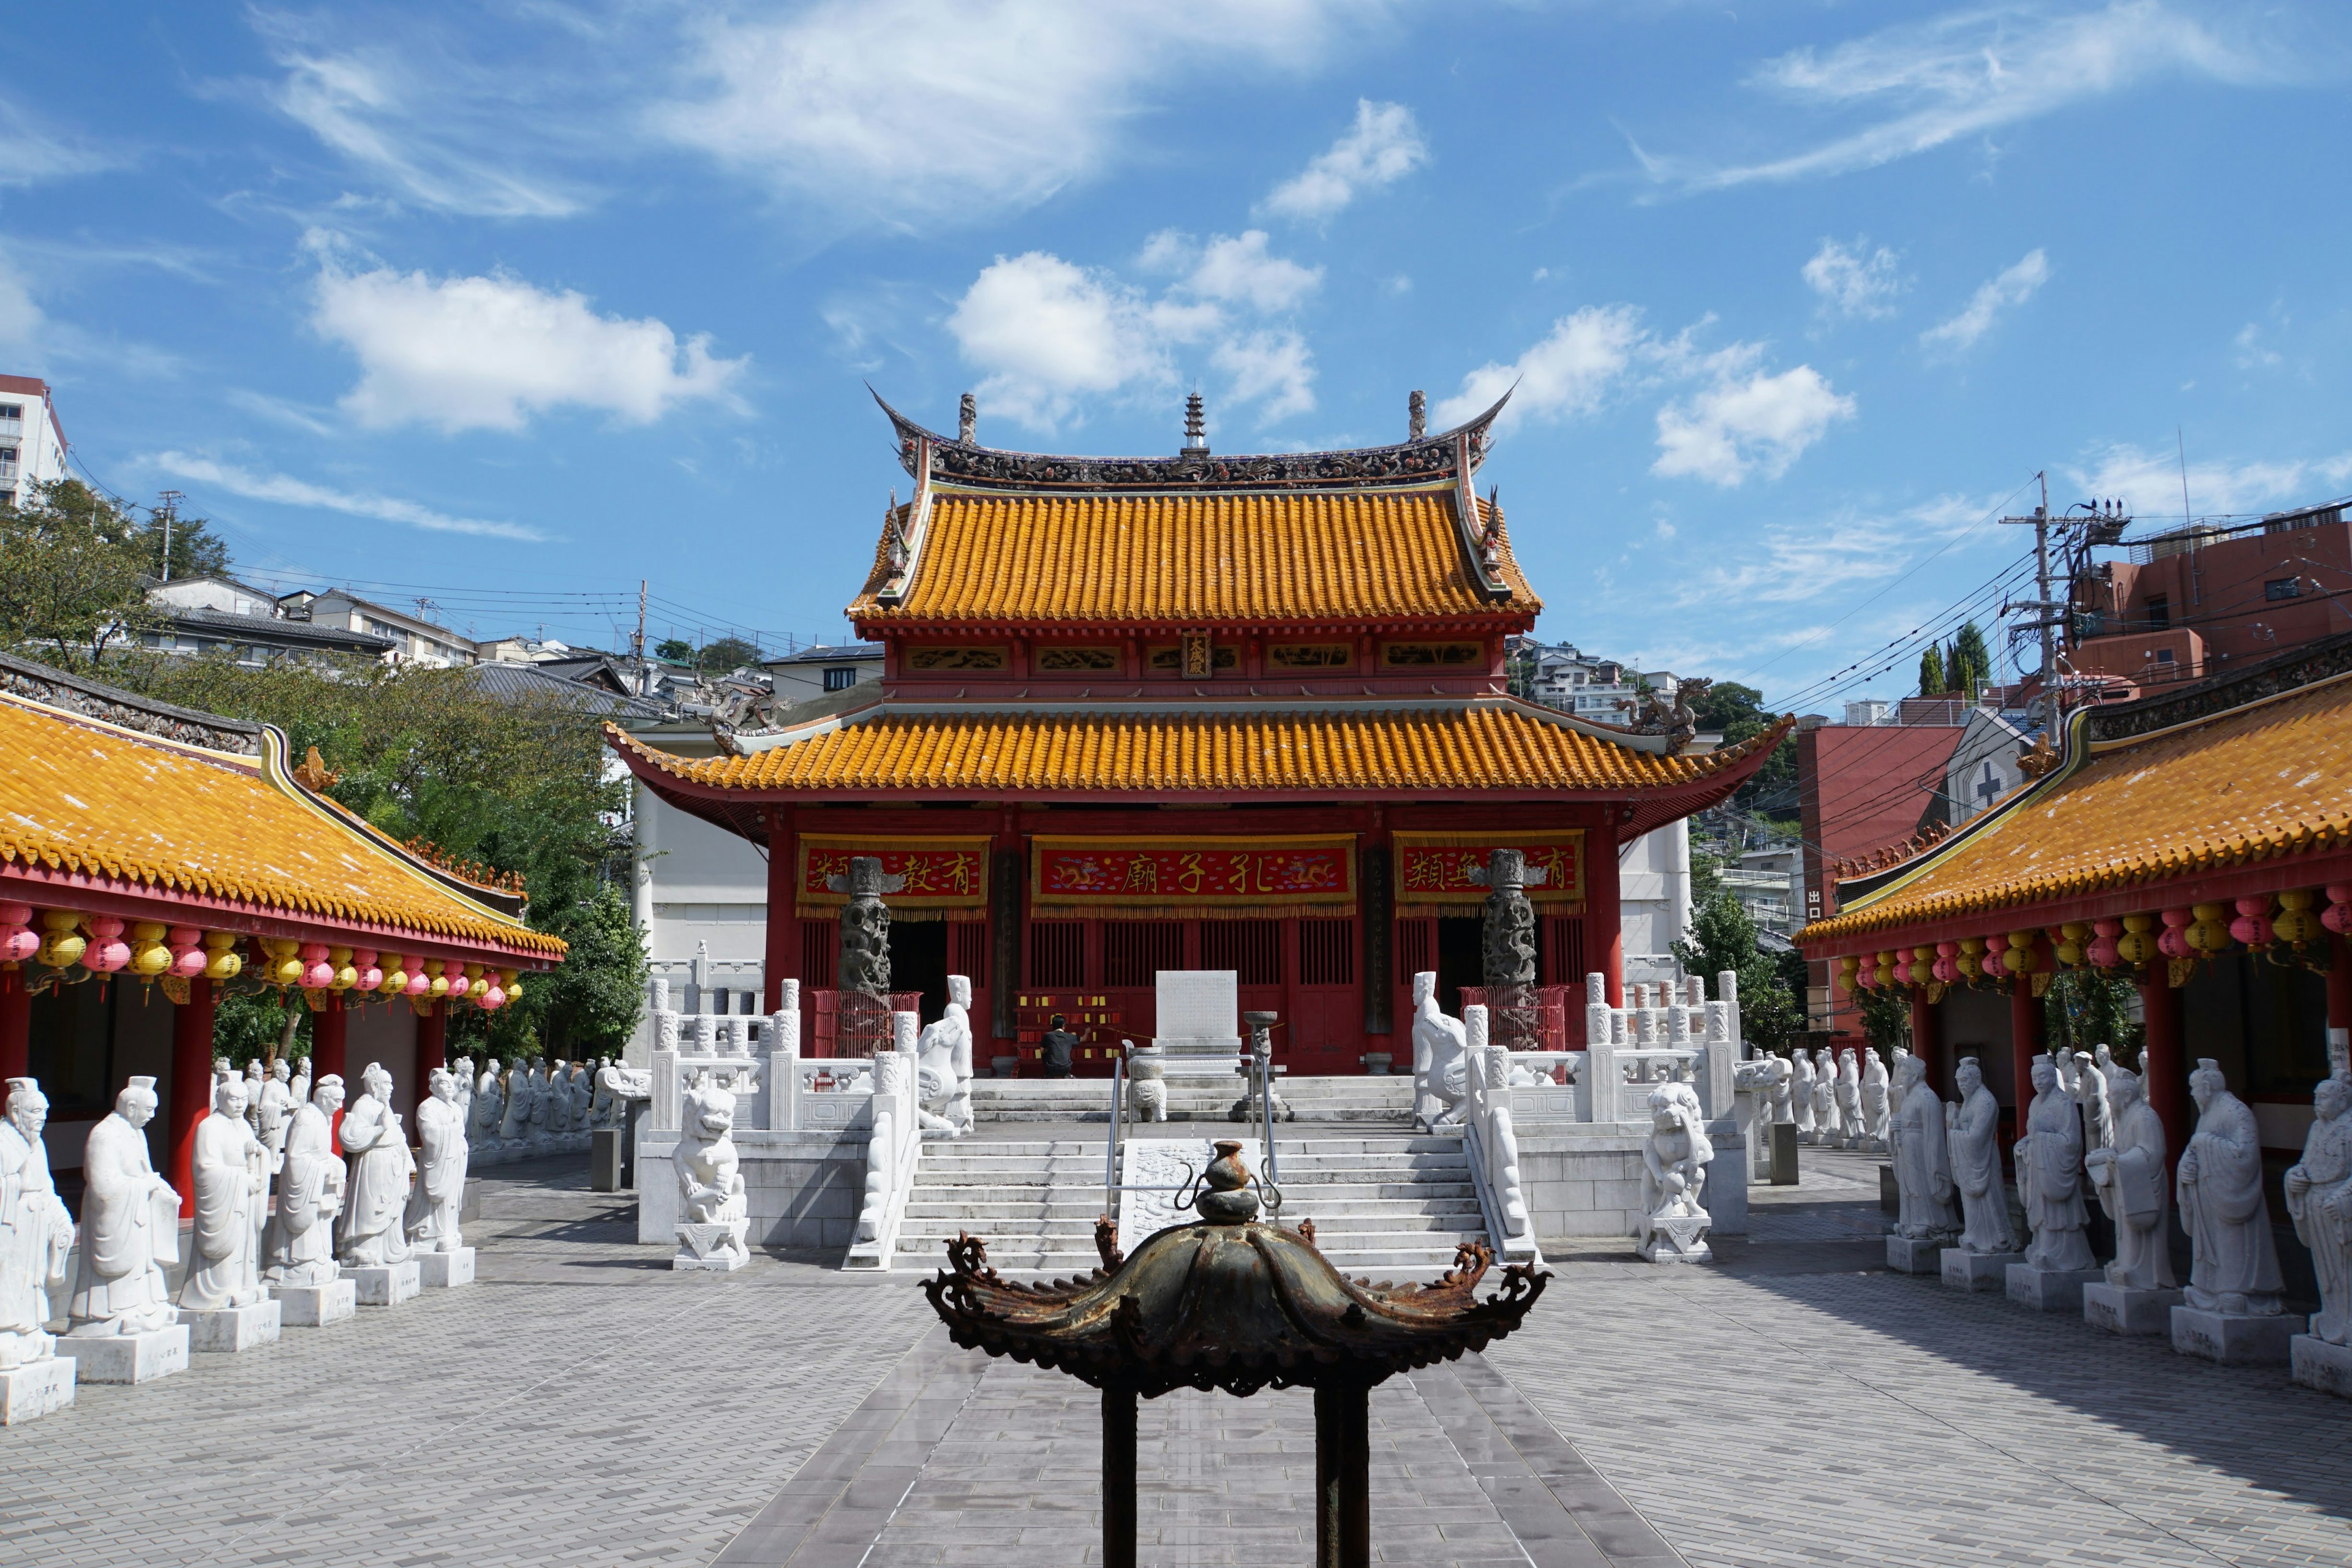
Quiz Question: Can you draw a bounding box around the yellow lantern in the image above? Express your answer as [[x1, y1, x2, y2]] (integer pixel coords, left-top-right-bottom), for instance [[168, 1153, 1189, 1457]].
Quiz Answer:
[[329, 945, 358, 991], [2002, 930, 2037, 974], [382, 957, 410, 995], [129, 921, 173, 977], [2274, 888, 2322, 949], [2116, 913, 2158, 967], [429, 966, 450, 998], [2187, 902, 2232, 957], [500, 968, 521, 1003], [1957, 936, 1986, 981], [202, 931, 244, 981], [1907, 945, 1933, 986], [1839, 955, 1863, 993], [1874, 950, 1898, 988], [35, 910, 86, 969], [2056, 922, 2089, 968], [258, 937, 304, 987]]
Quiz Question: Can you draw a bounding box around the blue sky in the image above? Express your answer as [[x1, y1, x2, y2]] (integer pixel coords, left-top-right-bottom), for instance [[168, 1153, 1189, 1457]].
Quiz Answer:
[[3, 2, 2346, 709]]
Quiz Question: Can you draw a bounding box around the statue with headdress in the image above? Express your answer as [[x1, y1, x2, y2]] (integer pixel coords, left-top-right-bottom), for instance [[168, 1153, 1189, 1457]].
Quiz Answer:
[[1638, 1080, 1714, 1263], [1, 1078, 75, 1369], [2082, 1052, 2176, 1295], [66, 1077, 181, 1337], [2177, 1058, 2284, 1317]]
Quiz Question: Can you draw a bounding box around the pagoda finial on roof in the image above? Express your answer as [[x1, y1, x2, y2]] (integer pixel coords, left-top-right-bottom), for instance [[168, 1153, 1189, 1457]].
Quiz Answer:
[[1409, 389, 1427, 440], [1182, 391, 1207, 453], [957, 391, 976, 444]]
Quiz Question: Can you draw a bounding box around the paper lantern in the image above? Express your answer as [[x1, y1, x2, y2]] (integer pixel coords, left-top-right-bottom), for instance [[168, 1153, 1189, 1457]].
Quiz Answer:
[[167, 926, 206, 978], [1932, 941, 1959, 984], [2323, 884, 2352, 937], [36, 910, 86, 970], [298, 942, 334, 990], [127, 921, 173, 978], [2187, 903, 2232, 958], [2115, 914, 2158, 967], [2089, 918, 2124, 969], [82, 917, 130, 974], [404, 956, 432, 998], [203, 931, 243, 981], [1, 902, 40, 964], [352, 948, 383, 993], [2274, 889, 2322, 949], [1839, 955, 1864, 994]]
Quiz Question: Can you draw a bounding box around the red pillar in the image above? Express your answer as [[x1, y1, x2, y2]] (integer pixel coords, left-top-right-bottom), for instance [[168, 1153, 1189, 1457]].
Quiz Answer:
[[417, 997, 447, 1072], [312, 995, 348, 1084], [2010, 954, 2045, 1121], [0, 966, 28, 1082], [2138, 971, 2190, 1174], [765, 813, 797, 1012], [1909, 984, 1944, 1097], [168, 976, 216, 1218], [1586, 821, 1624, 1007]]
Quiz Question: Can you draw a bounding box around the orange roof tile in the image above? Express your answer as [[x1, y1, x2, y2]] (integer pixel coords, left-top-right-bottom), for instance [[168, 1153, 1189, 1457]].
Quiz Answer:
[[608, 703, 1781, 797], [1800, 672, 2352, 943], [848, 489, 1537, 628], [0, 691, 564, 957]]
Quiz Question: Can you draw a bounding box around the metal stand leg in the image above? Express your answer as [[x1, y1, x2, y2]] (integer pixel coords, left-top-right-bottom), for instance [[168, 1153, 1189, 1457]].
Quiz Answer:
[[1314, 1382, 1370, 1568], [1104, 1384, 1137, 1568]]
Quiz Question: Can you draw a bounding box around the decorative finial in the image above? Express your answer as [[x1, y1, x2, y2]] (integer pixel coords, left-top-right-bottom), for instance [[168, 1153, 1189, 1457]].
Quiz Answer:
[[1409, 389, 1427, 440], [957, 391, 976, 444], [1182, 391, 1207, 453]]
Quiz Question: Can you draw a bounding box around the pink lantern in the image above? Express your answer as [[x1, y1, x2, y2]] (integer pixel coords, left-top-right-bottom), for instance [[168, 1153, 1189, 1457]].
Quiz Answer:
[[2157, 908, 2193, 960], [2324, 884, 2352, 937], [1932, 940, 1959, 984], [2089, 918, 2124, 968], [442, 960, 469, 999], [404, 963, 432, 997], [83, 916, 131, 973], [476, 982, 507, 1011], [167, 925, 207, 978], [0, 902, 37, 965], [2230, 895, 2273, 949], [298, 941, 334, 989], [352, 948, 383, 992]]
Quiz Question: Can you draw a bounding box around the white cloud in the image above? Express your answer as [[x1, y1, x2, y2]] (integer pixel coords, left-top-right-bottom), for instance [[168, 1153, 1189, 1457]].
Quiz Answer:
[[2233, 322, 2283, 370], [0, 253, 43, 350], [151, 453, 547, 542], [947, 252, 1218, 429], [1803, 237, 1903, 319], [1665, 2, 2290, 190], [1654, 363, 1855, 487], [2066, 442, 2352, 523], [1920, 249, 2049, 354], [1433, 306, 1648, 431], [658, 1, 1366, 226], [0, 94, 112, 187], [1213, 331, 1317, 421], [1177, 232, 1323, 312], [309, 252, 745, 433], [1262, 98, 1428, 220], [1690, 494, 1987, 606]]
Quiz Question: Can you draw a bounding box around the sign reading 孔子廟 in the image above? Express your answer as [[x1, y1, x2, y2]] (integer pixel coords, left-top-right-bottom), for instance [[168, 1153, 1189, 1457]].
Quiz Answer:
[[1028, 835, 1357, 914]]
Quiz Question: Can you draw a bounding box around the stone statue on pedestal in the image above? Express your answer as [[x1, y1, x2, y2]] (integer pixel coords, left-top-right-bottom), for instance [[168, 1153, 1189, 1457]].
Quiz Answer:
[[255, 1057, 296, 1165], [405, 1068, 470, 1253], [2084, 1058, 2176, 1292], [290, 1057, 311, 1115], [1834, 1049, 1864, 1150], [1810, 1047, 1839, 1146], [916, 975, 976, 1138], [178, 1074, 270, 1311], [1638, 1082, 1714, 1264], [472, 1057, 506, 1151], [1887, 1054, 1958, 1240], [337, 1063, 415, 1268], [1860, 1049, 1890, 1151], [1410, 971, 1469, 1132], [450, 1055, 474, 1136], [1791, 1049, 1817, 1142], [67, 1078, 181, 1336], [498, 1057, 531, 1144], [2177, 1058, 2285, 1316], [1, 1079, 75, 1368], [265, 1076, 345, 1286], [524, 1059, 554, 1148], [1124, 1041, 1167, 1122], [673, 1073, 750, 1271], [1766, 1055, 1795, 1126], [2014, 1053, 2096, 1272], [1946, 1057, 2016, 1254], [2282, 1072, 2351, 1344]]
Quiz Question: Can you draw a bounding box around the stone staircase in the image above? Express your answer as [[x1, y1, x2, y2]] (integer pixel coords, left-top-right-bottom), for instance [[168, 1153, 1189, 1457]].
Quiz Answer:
[[968, 1073, 1415, 1123], [894, 1138, 1112, 1275], [1267, 1134, 1488, 1278]]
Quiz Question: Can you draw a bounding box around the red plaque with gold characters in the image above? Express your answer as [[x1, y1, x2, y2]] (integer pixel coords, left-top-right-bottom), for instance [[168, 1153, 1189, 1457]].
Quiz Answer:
[[1030, 835, 1355, 916], [796, 835, 990, 918], [1391, 831, 1584, 911]]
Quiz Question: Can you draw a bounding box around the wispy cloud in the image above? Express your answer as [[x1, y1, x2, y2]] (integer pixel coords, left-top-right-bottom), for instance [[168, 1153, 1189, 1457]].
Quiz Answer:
[[1803, 236, 1904, 320], [0, 93, 115, 186], [149, 452, 549, 542], [1261, 99, 1428, 221], [1920, 248, 2049, 355], [2065, 441, 2352, 523]]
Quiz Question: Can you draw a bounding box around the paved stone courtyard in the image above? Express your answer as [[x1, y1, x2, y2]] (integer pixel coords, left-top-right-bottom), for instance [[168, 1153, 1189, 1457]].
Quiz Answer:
[[6, 1145, 2345, 1567]]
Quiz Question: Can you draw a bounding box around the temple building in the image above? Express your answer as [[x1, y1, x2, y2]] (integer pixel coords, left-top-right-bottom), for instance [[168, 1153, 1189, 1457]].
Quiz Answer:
[[0, 652, 566, 1194], [1797, 634, 2352, 1172], [610, 393, 1784, 1070]]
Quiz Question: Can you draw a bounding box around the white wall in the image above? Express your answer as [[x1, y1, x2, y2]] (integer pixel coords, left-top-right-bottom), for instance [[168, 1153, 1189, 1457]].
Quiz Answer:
[[1617, 817, 1691, 987]]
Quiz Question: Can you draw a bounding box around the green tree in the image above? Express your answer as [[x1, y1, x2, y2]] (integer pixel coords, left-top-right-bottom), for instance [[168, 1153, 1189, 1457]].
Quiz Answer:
[[135, 508, 233, 583], [696, 635, 763, 672], [1918, 643, 1947, 697], [1690, 680, 1796, 820], [0, 479, 157, 669], [2042, 969, 2143, 1062], [1673, 885, 1803, 1053], [1856, 987, 1913, 1050], [654, 638, 694, 662], [1951, 621, 1991, 699], [453, 883, 648, 1058]]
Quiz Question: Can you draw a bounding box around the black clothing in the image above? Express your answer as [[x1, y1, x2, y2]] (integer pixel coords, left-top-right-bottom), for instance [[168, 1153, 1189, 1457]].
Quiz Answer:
[[1041, 1028, 1079, 1077]]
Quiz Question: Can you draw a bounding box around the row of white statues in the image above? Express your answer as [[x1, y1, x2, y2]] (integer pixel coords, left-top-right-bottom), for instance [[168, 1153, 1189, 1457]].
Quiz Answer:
[[1779, 1045, 1890, 1152]]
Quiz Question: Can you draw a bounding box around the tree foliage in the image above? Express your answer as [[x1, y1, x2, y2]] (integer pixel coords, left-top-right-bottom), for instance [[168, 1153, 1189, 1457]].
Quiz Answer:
[[1673, 880, 1803, 1053], [1917, 643, 1946, 698], [1689, 679, 1796, 820], [1950, 621, 1991, 698], [2042, 969, 2143, 1061], [695, 635, 763, 672], [0, 480, 158, 669]]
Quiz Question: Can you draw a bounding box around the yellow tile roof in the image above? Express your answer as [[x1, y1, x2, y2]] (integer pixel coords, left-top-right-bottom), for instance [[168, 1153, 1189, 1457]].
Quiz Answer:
[[0, 692, 564, 957], [848, 489, 1538, 627], [609, 704, 1782, 797], [1800, 673, 2352, 943]]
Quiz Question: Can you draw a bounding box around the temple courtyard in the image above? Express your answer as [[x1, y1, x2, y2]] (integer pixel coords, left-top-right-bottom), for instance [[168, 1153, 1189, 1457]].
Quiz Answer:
[[6, 1145, 2344, 1568]]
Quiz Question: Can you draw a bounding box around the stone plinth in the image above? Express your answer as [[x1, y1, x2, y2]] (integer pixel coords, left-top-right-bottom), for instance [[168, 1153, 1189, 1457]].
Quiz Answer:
[[1942, 1248, 2024, 1292], [273, 1279, 356, 1327], [1768, 1123, 1798, 1185], [2290, 1335, 2352, 1398], [58, 1324, 189, 1385], [350, 1260, 421, 1306], [2082, 1283, 2182, 1335], [418, 1248, 475, 1289], [674, 1219, 750, 1272], [1637, 1211, 1711, 1265], [2171, 1306, 2300, 1365], [2006, 1264, 2105, 1313], [1885, 1234, 1947, 1274], [0, 1357, 75, 1425], [183, 1300, 282, 1353], [591, 1128, 625, 1191]]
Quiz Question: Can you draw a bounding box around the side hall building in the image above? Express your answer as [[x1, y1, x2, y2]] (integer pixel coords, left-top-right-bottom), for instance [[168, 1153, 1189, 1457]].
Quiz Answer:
[[611, 393, 1785, 1072]]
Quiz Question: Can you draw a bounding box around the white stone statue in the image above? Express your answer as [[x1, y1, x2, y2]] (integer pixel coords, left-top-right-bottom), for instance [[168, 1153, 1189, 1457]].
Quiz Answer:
[[264, 1075, 346, 1286], [1411, 971, 1469, 1132], [66, 1077, 181, 1337], [1, 1079, 75, 1368], [589, 1057, 616, 1130], [598, 1059, 651, 1114], [916, 975, 976, 1138], [1638, 1081, 1714, 1264], [472, 1057, 507, 1150], [1888, 1044, 1913, 1119], [545, 1060, 572, 1136], [2284, 1072, 2352, 1346], [177, 1074, 270, 1311], [450, 1055, 475, 1136], [673, 1072, 750, 1270], [2083, 1057, 2176, 1293], [1791, 1048, 1817, 1142], [1766, 1055, 1795, 1125], [241, 1058, 265, 1137], [1125, 1040, 1168, 1123], [255, 1057, 296, 1165], [1834, 1049, 1864, 1150], [1809, 1048, 1839, 1145], [405, 1067, 470, 1253], [290, 1057, 311, 1114], [497, 1057, 531, 1143], [1887, 1054, 1959, 1240], [1860, 1050, 1890, 1150], [2069, 1049, 2115, 1157], [2013, 1052, 2096, 1273], [524, 1058, 553, 1148], [337, 1063, 416, 1268], [1945, 1057, 2016, 1254], [2177, 1058, 2285, 1317]]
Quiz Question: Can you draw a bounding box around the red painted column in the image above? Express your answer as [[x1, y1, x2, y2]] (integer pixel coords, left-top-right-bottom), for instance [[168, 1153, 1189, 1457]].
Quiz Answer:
[[417, 997, 447, 1072], [168, 976, 215, 1218], [2009, 943, 2045, 1125], [1585, 817, 1624, 1007], [1909, 982, 1944, 1096], [312, 994, 348, 1084], [2138, 970, 2190, 1174], [765, 813, 797, 1012], [0, 965, 29, 1082]]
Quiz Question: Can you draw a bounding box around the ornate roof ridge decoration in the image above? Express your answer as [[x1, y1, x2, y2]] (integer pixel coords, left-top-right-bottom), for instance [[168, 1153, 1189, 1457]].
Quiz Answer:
[[0, 650, 263, 755], [2086, 627, 2352, 746], [871, 386, 1509, 493]]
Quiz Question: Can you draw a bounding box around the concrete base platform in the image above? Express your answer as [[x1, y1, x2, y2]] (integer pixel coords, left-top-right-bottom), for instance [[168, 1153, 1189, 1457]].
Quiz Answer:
[[2083, 1283, 2182, 1335], [183, 1299, 281, 1352], [1942, 1248, 2024, 1292], [350, 1261, 420, 1306], [2006, 1263, 2104, 1313], [2172, 1305, 2301, 1365], [58, 1323, 189, 1385], [0, 1357, 75, 1425], [2290, 1334, 2352, 1397], [273, 1278, 356, 1326], [418, 1248, 475, 1287], [1885, 1234, 1948, 1273]]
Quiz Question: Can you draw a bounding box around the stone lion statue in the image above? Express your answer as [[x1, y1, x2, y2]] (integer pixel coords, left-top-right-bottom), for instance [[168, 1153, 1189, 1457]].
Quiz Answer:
[[671, 1073, 749, 1271], [1125, 1041, 1167, 1123], [1638, 1080, 1716, 1264]]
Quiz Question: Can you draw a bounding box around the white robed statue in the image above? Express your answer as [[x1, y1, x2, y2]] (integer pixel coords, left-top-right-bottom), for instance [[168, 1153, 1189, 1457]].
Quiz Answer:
[[2082, 1055, 2176, 1292], [1945, 1057, 2015, 1254], [2284, 1072, 2352, 1345], [67, 1077, 181, 1336], [337, 1063, 415, 1267], [1790, 1049, 1817, 1142], [404, 1067, 470, 1252], [2177, 1058, 2284, 1316], [255, 1058, 296, 1165], [1, 1078, 76, 1368], [264, 1075, 346, 1285], [2013, 1052, 2095, 1272], [178, 1074, 270, 1310], [472, 1057, 507, 1148], [1886, 1054, 1958, 1240]]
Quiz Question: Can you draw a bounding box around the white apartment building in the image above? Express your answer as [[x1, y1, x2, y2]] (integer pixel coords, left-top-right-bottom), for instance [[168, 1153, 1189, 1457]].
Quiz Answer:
[[281, 589, 478, 668], [0, 375, 70, 511], [763, 643, 884, 706]]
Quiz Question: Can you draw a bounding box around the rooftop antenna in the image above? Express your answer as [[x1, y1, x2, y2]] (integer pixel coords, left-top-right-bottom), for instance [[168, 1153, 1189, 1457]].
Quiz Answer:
[[2177, 426, 2193, 526]]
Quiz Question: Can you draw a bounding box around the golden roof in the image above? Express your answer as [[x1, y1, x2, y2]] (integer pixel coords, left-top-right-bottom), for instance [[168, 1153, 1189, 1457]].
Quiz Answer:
[[1801, 671, 2352, 943], [849, 490, 1537, 629], [0, 690, 564, 957], [608, 703, 1780, 797]]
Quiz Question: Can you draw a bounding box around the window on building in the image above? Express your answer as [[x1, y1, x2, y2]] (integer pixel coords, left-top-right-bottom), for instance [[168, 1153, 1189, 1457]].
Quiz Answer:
[[1027, 920, 1086, 988], [1200, 919, 1281, 986], [2145, 594, 2170, 630], [1102, 921, 1183, 987], [2154, 649, 2176, 665], [1298, 919, 1354, 987], [823, 666, 858, 692], [0, 404, 20, 421], [2266, 577, 2303, 601]]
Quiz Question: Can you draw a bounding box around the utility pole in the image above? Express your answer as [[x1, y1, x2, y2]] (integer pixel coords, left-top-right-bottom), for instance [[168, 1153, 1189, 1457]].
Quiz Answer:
[[632, 579, 648, 696], [2002, 472, 2131, 729], [155, 490, 184, 582]]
